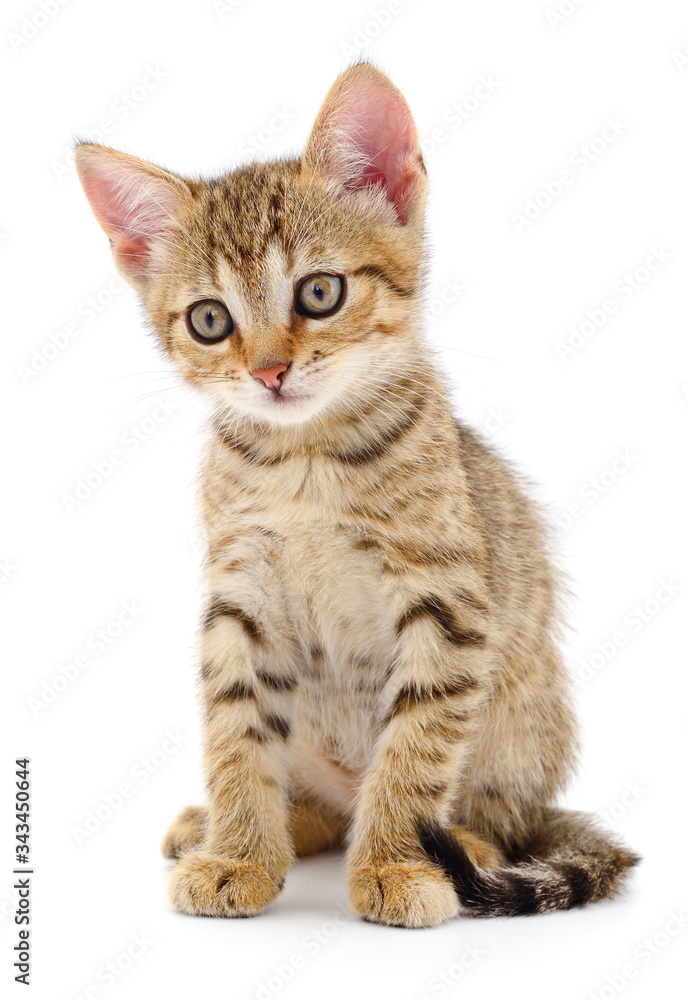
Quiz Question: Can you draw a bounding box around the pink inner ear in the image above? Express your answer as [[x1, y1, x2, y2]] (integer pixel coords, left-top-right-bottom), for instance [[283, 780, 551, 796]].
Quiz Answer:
[[341, 92, 413, 188], [84, 177, 153, 268], [320, 75, 425, 224], [76, 149, 184, 281]]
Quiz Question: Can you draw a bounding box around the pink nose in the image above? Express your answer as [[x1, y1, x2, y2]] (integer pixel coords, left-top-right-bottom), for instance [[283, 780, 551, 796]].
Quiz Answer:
[[252, 363, 289, 391]]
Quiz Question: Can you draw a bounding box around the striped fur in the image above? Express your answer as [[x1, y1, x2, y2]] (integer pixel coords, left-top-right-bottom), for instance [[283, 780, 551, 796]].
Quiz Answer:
[[76, 63, 638, 926], [419, 811, 640, 917]]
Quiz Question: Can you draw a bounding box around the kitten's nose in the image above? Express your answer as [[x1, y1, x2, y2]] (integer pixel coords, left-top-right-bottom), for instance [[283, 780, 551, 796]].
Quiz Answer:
[[252, 363, 289, 391]]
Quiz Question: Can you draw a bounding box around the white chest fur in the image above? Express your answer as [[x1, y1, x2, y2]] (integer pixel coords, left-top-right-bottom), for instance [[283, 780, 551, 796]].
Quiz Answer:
[[204, 448, 398, 805]]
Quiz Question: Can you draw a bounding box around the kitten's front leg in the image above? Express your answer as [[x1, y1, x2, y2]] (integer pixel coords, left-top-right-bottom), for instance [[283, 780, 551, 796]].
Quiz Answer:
[[169, 594, 297, 917], [347, 592, 492, 928]]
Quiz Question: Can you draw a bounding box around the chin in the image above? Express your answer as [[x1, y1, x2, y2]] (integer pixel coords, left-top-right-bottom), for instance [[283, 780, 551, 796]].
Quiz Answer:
[[214, 388, 336, 429]]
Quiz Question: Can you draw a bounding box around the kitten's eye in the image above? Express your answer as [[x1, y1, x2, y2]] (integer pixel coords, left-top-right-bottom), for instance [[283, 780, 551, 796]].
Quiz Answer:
[[187, 300, 234, 344], [296, 274, 344, 317]]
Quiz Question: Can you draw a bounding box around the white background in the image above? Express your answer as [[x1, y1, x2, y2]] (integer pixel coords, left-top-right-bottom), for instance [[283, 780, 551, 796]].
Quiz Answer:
[[3, 1, 688, 998]]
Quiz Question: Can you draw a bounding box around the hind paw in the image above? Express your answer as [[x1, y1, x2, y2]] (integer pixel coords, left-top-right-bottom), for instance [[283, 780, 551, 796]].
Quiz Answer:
[[161, 806, 207, 860]]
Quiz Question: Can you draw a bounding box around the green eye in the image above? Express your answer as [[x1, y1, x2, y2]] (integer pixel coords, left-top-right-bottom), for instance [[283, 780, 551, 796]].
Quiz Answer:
[[187, 300, 233, 344], [296, 274, 344, 317]]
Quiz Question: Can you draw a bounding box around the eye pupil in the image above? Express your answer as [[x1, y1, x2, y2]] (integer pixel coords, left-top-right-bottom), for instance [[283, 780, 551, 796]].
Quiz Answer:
[[187, 300, 233, 344], [296, 274, 344, 318]]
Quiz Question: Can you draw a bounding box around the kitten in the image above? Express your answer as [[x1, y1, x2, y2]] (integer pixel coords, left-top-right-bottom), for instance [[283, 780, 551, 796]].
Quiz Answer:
[[75, 63, 638, 927]]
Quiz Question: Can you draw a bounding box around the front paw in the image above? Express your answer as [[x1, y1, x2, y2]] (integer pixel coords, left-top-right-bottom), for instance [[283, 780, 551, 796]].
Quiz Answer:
[[169, 852, 283, 917], [348, 862, 459, 928]]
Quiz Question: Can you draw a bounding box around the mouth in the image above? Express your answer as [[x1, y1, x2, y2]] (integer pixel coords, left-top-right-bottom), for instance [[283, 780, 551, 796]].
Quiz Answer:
[[209, 364, 335, 427], [270, 390, 309, 406], [250, 381, 333, 426], [255, 379, 312, 407]]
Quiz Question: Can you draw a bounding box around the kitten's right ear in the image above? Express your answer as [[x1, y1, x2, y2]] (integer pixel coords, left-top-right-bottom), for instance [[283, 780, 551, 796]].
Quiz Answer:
[[74, 144, 192, 288]]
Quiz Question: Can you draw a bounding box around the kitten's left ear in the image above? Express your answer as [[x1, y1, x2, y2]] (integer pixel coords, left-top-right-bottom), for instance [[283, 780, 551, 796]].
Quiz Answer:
[[75, 143, 192, 289], [302, 63, 427, 226]]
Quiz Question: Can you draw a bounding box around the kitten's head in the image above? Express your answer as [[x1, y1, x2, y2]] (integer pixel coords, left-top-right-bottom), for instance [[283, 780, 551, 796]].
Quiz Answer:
[[76, 64, 428, 429]]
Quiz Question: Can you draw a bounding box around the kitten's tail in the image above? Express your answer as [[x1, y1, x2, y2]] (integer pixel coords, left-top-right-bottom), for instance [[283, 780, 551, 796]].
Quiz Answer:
[[418, 809, 640, 917]]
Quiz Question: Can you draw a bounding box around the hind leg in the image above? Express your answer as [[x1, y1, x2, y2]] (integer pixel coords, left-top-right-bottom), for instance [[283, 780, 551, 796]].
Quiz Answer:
[[162, 797, 343, 861], [452, 643, 579, 859], [447, 825, 505, 870], [161, 805, 206, 860], [289, 796, 344, 855]]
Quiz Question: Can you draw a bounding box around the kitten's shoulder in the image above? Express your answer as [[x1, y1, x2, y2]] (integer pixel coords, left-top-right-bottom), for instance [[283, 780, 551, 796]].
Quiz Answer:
[[453, 417, 518, 487], [453, 417, 551, 546]]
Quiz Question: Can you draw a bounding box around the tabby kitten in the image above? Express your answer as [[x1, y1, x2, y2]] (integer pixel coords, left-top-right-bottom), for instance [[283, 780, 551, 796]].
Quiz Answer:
[[75, 63, 638, 927]]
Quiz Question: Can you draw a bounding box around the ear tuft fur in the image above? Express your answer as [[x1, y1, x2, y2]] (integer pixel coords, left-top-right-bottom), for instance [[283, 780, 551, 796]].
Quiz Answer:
[[303, 63, 427, 225], [74, 144, 191, 286]]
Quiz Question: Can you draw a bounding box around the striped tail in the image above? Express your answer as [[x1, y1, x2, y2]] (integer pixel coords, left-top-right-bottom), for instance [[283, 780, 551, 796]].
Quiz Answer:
[[418, 809, 640, 917]]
